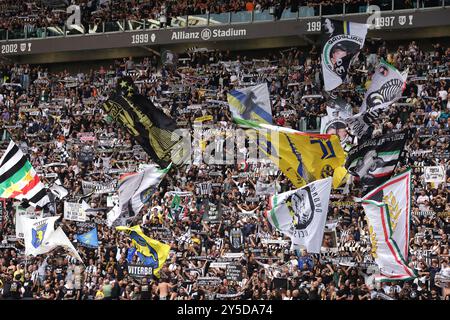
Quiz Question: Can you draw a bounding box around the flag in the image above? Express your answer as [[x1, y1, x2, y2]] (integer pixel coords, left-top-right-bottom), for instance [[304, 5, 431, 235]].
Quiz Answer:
[[359, 60, 408, 114], [106, 204, 121, 227], [118, 164, 170, 218], [346, 112, 374, 140], [321, 18, 368, 91], [49, 181, 68, 200], [171, 194, 180, 209], [362, 169, 412, 260], [237, 118, 346, 189], [348, 61, 408, 138], [320, 106, 353, 152], [22, 216, 83, 262], [76, 227, 99, 248], [0, 140, 50, 207], [22, 216, 59, 256], [46, 227, 83, 263], [161, 49, 178, 67], [177, 228, 193, 245], [227, 83, 272, 124], [267, 177, 332, 253], [361, 198, 416, 281], [345, 131, 407, 191], [102, 77, 184, 167], [116, 225, 170, 277]]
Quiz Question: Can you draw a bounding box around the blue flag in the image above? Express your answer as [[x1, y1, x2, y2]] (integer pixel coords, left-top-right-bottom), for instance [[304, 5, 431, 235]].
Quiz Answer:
[[76, 228, 99, 248]]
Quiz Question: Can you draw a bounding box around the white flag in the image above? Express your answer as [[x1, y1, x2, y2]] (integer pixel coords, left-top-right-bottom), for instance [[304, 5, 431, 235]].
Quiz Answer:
[[50, 180, 69, 199], [267, 177, 332, 253], [106, 204, 121, 227], [362, 169, 412, 260], [359, 60, 408, 114], [23, 216, 59, 256], [321, 19, 368, 91], [362, 199, 416, 281], [23, 216, 82, 262], [118, 164, 170, 216], [45, 227, 83, 263]]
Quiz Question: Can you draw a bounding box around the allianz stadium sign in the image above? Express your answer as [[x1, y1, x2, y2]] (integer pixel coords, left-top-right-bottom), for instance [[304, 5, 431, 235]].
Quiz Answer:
[[171, 28, 247, 41]]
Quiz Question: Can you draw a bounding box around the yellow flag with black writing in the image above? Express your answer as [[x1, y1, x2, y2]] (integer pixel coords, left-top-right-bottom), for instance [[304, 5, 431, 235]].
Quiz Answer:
[[116, 225, 170, 277], [238, 119, 347, 189]]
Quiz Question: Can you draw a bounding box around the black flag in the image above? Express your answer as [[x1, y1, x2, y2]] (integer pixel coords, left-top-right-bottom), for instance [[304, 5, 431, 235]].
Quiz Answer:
[[345, 131, 408, 191], [102, 77, 183, 167]]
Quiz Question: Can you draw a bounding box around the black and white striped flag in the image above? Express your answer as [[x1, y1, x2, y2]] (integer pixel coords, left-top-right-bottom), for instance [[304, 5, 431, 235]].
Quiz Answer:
[[0, 140, 49, 207]]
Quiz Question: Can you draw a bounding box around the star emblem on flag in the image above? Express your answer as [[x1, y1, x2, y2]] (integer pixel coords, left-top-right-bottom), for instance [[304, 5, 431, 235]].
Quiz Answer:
[[7, 181, 22, 195], [24, 171, 34, 182]]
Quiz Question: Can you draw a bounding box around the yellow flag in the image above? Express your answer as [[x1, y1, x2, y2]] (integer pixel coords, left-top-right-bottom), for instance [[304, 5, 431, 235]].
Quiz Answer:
[[116, 225, 170, 277], [241, 119, 346, 188]]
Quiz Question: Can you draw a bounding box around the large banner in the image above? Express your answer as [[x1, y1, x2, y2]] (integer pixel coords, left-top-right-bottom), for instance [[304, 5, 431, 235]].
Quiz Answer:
[[320, 105, 353, 151], [15, 204, 43, 239], [424, 166, 446, 184], [362, 199, 416, 281], [362, 169, 412, 260], [102, 77, 184, 167], [321, 18, 368, 91], [348, 61, 407, 139]]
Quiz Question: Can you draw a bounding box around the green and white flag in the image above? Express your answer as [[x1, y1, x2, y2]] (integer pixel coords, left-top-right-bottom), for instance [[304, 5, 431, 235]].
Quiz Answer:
[[267, 177, 332, 253], [363, 169, 412, 262], [361, 198, 416, 282]]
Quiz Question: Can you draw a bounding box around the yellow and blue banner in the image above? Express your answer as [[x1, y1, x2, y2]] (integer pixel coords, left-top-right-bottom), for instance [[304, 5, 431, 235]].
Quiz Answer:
[[116, 225, 170, 277], [237, 118, 347, 189]]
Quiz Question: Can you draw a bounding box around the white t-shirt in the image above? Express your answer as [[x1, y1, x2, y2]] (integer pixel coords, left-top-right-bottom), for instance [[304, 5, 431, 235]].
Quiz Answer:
[[438, 90, 448, 101]]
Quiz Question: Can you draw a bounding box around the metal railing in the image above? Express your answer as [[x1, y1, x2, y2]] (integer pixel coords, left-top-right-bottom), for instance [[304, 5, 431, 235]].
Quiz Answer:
[[0, 0, 448, 42]]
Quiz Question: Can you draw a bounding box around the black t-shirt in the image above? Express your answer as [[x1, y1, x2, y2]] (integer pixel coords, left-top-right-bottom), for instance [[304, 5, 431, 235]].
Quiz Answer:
[[1, 281, 12, 298], [140, 284, 151, 300], [308, 288, 320, 300], [41, 288, 55, 300], [55, 266, 64, 281], [337, 288, 348, 299], [117, 262, 127, 280], [10, 281, 22, 299], [420, 290, 431, 300], [57, 286, 65, 300], [22, 280, 33, 298]]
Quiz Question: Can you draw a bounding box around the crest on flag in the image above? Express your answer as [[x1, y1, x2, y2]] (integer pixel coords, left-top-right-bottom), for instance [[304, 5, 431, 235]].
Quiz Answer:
[[287, 187, 314, 231], [32, 223, 48, 248]]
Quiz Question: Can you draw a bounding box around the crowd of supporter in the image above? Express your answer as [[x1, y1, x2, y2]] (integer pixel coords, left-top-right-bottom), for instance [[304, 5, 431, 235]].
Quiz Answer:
[[0, 0, 445, 35], [0, 36, 449, 300]]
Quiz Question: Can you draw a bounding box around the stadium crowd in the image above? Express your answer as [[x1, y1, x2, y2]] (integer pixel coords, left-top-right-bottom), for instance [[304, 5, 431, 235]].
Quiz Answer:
[[0, 0, 444, 34], [0, 36, 449, 300]]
